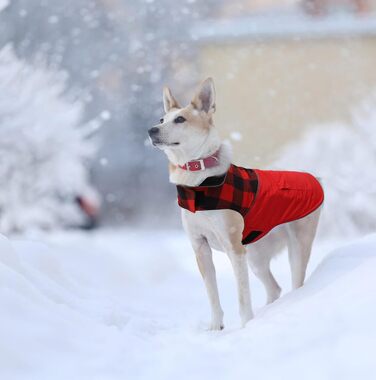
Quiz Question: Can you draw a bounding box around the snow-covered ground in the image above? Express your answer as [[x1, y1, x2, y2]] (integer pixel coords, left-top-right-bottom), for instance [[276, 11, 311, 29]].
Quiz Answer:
[[1, 228, 376, 380]]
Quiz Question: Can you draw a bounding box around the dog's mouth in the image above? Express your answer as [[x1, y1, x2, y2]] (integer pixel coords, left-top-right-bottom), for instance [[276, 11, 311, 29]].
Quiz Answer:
[[151, 139, 180, 147]]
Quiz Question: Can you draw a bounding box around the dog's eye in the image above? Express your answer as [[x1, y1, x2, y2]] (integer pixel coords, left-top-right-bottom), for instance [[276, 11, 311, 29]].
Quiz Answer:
[[159, 118, 164, 124], [174, 116, 186, 124]]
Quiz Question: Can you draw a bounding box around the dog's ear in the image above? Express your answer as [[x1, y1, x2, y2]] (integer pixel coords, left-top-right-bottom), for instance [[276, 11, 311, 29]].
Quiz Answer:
[[163, 86, 180, 113], [191, 77, 216, 114]]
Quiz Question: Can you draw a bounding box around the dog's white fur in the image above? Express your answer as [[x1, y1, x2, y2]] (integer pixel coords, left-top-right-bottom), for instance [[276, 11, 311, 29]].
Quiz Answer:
[[150, 78, 321, 330]]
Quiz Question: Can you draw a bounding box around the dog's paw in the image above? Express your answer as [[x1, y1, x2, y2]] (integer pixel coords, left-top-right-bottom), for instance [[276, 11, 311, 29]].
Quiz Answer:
[[266, 286, 282, 304], [240, 310, 254, 328], [209, 321, 224, 331]]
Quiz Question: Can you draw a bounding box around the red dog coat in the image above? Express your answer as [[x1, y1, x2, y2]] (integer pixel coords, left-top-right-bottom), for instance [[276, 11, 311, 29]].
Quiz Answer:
[[177, 164, 324, 244]]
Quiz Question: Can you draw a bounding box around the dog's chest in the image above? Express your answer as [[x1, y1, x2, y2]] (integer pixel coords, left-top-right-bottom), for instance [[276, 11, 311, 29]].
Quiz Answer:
[[181, 208, 245, 253]]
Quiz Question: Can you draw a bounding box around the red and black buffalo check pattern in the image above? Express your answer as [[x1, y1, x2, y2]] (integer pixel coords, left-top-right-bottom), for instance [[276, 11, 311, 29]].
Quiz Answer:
[[177, 164, 261, 244], [177, 165, 325, 245]]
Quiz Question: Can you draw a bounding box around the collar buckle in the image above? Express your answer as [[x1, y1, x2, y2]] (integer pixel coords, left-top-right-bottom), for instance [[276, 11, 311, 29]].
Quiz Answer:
[[187, 159, 205, 171]]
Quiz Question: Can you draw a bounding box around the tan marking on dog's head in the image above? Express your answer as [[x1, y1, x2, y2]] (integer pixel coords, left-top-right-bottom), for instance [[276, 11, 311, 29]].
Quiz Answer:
[[175, 105, 212, 131]]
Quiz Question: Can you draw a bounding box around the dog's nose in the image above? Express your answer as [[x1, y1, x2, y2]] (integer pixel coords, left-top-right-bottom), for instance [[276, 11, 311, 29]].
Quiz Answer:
[[148, 127, 160, 137]]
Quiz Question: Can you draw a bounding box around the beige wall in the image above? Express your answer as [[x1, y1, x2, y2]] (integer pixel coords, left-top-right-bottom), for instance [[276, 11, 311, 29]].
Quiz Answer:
[[197, 37, 376, 167], [218, 0, 376, 18], [217, 0, 299, 18]]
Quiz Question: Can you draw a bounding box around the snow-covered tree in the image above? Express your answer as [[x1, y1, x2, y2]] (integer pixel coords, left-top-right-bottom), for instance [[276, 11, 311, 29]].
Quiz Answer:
[[0, 0, 224, 225], [273, 95, 376, 238], [0, 45, 99, 233], [0, 0, 9, 13]]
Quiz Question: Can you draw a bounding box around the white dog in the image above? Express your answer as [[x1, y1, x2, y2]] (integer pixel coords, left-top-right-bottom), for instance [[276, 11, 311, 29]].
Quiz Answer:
[[149, 78, 323, 330]]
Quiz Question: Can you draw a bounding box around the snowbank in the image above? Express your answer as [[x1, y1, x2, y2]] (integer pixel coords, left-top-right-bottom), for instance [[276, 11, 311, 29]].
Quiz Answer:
[[0, 230, 375, 379]]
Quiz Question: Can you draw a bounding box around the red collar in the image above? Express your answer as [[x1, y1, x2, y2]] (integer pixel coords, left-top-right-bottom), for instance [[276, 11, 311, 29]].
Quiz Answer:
[[179, 150, 220, 172]]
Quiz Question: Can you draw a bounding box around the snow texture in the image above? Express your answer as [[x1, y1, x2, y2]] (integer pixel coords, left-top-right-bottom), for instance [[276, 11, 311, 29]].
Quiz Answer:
[[0, 229, 375, 380], [273, 96, 376, 239], [0, 45, 99, 233], [0, 0, 9, 13]]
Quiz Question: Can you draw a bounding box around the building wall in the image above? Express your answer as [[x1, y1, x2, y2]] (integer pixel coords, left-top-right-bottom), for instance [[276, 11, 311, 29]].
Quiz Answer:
[[197, 36, 376, 167]]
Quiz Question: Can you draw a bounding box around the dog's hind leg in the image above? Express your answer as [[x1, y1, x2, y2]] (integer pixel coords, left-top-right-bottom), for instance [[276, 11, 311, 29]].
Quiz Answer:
[[192, 237, 224, 330], [287, 206, 321, 289], [246, 228, 286, 304], [246, 243, 282, 304]]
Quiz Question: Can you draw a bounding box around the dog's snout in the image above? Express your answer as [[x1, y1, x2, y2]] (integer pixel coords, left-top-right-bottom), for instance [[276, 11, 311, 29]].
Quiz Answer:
[[148, 127, 160, 137]]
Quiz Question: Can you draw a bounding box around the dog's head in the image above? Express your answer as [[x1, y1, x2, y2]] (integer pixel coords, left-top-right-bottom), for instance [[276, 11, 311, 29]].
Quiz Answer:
[[148, 78, 218, 160]]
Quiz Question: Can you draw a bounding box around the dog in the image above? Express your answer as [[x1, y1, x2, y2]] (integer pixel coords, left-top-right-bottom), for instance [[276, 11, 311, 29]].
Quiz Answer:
[[148, 78, 323, 330]]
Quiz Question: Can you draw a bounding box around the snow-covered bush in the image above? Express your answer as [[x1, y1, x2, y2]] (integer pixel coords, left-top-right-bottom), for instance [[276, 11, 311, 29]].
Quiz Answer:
[[0, 45, 99, 233], [0, 0, 9, 13], [273, 96, 376, 238]]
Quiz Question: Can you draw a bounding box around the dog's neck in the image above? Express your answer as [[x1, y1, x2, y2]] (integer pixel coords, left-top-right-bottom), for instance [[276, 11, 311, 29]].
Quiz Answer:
[[166, 141, 232, 187]]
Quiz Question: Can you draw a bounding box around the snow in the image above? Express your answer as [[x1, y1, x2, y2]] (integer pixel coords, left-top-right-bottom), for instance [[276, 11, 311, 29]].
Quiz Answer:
[[229, 131, 242, 141], [0, 0, 9, 13], [1, 228, 376, 379], [100, 110, 111, 120]]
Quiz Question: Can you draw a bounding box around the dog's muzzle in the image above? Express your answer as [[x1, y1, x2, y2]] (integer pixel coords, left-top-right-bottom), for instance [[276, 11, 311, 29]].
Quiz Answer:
[[148, 127, 160, 137], [148, 127, 162, 145]]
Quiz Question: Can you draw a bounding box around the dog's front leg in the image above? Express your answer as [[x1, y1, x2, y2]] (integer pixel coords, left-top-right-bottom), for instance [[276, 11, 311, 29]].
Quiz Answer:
[[227, 250, 253, 327], [193, 238, 224, 330]]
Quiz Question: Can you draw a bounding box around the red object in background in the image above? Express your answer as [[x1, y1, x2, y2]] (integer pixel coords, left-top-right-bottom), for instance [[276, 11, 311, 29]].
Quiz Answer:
[[177, 164, 324, 245], [76, 195, 100, 229], [76, 196, 98, 217]]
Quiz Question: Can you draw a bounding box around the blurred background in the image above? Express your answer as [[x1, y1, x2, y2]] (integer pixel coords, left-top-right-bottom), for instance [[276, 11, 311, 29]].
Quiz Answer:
[[1, 0, 376, 238]]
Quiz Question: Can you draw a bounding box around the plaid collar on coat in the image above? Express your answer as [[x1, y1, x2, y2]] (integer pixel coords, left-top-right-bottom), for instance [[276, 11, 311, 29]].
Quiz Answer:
[[176, 164, 260, 244]]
